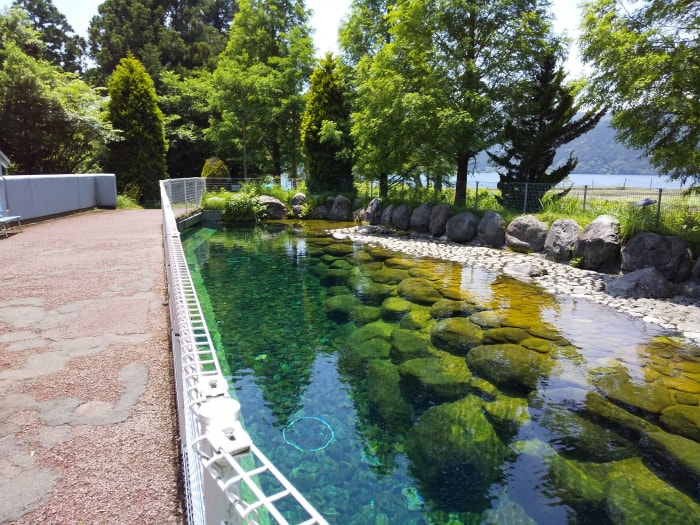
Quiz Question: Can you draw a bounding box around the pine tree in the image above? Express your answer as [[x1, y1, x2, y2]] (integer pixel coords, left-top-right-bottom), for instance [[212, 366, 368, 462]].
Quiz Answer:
[[300, 53, 354, 195], [490, 51, 605, 211], [106, 53, 167, 201]]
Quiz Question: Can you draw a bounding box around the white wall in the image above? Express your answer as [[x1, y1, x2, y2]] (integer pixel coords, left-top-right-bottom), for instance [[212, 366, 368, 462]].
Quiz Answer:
[[0, 174, 117, 220]]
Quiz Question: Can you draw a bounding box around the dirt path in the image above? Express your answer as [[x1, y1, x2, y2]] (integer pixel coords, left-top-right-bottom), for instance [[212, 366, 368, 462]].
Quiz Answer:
[[0, 209, 183, 524]]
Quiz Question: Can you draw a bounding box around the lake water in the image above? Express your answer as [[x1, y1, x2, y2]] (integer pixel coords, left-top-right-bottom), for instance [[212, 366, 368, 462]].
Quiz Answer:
[[184, 222, 700, 524]]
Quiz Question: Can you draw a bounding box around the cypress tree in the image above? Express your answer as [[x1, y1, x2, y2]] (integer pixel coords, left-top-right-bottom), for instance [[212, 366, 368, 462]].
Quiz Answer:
[[106, 53, 167, 201], [300, 53, 354, 196]]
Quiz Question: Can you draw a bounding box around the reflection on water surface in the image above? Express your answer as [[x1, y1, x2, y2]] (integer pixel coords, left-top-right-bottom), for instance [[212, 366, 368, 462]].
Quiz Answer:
[[183, 222, 700, 525]]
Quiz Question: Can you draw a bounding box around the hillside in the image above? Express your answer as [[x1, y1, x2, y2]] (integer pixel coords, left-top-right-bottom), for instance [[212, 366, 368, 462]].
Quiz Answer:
[[478, 115, 659, 175]]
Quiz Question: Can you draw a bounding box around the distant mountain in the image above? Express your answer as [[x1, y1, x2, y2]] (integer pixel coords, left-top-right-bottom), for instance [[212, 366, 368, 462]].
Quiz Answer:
[[477, 115, 660, 175]]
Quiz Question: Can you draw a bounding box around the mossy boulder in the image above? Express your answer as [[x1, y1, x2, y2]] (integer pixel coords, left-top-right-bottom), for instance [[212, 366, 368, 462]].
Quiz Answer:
[[430, 299, 478, 320], [367, 360, 413, 433], [660, 405, 700, 441], [384, 257, 417, 269], [340, 337, 392, 375], [604, 457, 700, 524], [352, 279, 394, 305], [521, 337, 559, 354], [381, 296, 414, 321], [397, 277, 442, 305], [642, 430, 700, 479], [405, 396, 507, 506], [369, 267, 411, 284], [350, 305, 382, 326], [350, 321, 394, 344], [323, 294, 361, 322], [585, 391, 660, 436], [430, 318, 484, 355], [324, 243, 356, 256], [483, 327, 531, 345], [390, 329, 432, 363], [469, 309, 507, 329], [482, 393, 530, 440], [330, 258, 354, 271], [593, 366, 673, 415], [399, 309, 433, 330], [399, 354, 473, 401], [367, 247, 396, 260], [466, 344, 552, 393]]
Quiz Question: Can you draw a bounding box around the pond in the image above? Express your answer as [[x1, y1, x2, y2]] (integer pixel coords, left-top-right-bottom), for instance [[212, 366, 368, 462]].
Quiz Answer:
[[182, 222, 700, 525]]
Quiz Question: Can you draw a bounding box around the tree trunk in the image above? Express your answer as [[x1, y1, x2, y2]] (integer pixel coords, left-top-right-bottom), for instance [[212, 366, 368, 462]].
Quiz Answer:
[[454, 154, 469, 207], [379, 172, 389, 197]]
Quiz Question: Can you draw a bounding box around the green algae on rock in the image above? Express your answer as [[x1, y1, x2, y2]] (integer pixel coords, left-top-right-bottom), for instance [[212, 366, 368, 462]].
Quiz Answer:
[[466, 344, 553, 393], [367, 360, 413, 433], [397, 277, 443, 305], [390, 329, 432, 363], [430, 317, 485, 355], [398, 354, 473, 401]]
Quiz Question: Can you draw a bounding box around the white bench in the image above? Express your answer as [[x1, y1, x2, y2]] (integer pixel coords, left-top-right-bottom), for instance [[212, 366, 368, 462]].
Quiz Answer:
[[0, 204, 22, 237]]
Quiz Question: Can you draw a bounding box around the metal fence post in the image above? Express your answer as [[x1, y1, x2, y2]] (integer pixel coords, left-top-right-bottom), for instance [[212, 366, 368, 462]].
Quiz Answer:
[[583, 185, 588, 211], [656, 188, 663, 226], [475, 181, 479, 210], [523, 183, 529, 213]]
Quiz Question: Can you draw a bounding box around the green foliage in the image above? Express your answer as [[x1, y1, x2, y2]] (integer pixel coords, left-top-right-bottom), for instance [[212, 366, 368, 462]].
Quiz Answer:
[[301, 53, 355, 195], [160, 69, 216, 179], [12, 0, 86, 72], [0, 9, 113, 174], [202, 189, 232, 210], [87, 0, 234, 82], [106, 53, 167, 201], [200, 157, 230, 178], [117, 194, 142, 209], [210, 0, 315, 180], [222, 193, 267, 223], [580, 0, 700, 187]]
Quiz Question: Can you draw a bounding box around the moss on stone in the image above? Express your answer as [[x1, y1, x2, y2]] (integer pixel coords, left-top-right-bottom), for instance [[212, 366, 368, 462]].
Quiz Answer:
[[399, 309, 433, 331], [430, 299, 478, 320], [367, 360, 413, 433], [520, 337, 559, 354], [350, 305, 382, 326], [466, 344, 552, 393], [324, 243, 356, 256], [399, 354, 473, 401], [381, 296, 414, 321], [593, 366, 673, 416], [397, 277, 443, 305], [430, 318, 484, 355], [483, 327, 531, 345], [390, 329, 432, 363], [323, 294, 361, 322], [369, 267, 411, 284]]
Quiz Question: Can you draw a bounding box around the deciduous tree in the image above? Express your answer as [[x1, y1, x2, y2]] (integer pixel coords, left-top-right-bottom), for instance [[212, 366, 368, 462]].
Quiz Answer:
[[580, 0, 699, 188]]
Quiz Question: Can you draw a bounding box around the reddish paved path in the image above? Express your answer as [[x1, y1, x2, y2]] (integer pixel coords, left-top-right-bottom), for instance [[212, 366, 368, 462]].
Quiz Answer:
[[0, 210, 183, 524]]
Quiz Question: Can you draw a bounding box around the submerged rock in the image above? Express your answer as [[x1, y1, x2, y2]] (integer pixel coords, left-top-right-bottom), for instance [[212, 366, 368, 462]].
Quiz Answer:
[[397, 278, 442, 305], [430, 318, 484, 355], [390, 329, 432, 363], [398, 354, 473, 401], [405, 395, 507, 507], [367, 360, 413, 433], [430, 298, 478, 320], [381, 296, 414, 321], [466, 344, 552, 393]]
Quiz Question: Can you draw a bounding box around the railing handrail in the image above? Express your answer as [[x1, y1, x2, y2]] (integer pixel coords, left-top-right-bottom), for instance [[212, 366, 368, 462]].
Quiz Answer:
[[160, 179, 328, 525]]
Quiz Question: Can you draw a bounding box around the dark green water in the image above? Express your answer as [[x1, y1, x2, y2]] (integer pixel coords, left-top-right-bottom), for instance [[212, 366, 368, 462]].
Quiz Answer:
[[183, 222, 700, 525]]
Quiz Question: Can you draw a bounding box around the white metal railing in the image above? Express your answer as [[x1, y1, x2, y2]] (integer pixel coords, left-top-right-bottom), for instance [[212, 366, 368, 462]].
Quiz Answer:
[[161, 179, 329, 525]]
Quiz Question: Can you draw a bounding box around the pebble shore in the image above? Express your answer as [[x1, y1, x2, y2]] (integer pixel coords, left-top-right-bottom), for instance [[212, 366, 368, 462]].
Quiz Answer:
[[330, 225, 700, 345]]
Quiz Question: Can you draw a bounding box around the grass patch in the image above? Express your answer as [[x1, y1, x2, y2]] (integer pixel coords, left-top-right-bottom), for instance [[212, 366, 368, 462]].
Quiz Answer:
[[117, 195, 142, 209]]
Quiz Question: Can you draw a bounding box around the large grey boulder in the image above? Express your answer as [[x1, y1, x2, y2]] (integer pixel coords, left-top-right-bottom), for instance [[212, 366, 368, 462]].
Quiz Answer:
[[606, 267, 674, 299], [477, 211, 505, 248], [621, 232, 693, 282], [410, 202, 432, 233], [544, 218, 581, 262], [693, 258, 700, 280], [572, 214, 621, 272], [290, 192, 307, 217], [445, 211, 480, 243], [505, 215, 548, 253], [380, 204, 395, 226], [328, 194, 352, 221], [365, 198, 383, 225], [392, 203, 412, 230], [257, 195, 287, 219], [429, 204, 452, 237]]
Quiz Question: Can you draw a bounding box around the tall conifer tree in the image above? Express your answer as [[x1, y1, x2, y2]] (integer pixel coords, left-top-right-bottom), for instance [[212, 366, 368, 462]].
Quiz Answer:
[[106, 53, 167, 200]]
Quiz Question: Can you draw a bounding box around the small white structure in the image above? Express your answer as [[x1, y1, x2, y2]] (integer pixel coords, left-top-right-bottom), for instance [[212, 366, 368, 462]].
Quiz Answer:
[[0, 150, 10, 175]]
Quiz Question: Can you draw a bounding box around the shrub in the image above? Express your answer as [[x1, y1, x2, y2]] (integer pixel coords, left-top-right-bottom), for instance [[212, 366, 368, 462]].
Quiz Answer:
[[222, 194, 266, 223], [201, 157, 230, 178]]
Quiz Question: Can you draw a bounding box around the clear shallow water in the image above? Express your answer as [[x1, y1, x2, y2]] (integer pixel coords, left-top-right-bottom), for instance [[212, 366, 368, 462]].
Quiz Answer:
[[183, 222, 700, 525]]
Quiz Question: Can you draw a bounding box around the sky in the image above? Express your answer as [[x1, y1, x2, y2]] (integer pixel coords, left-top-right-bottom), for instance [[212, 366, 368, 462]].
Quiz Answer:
[[4, 0, 585, 74]]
